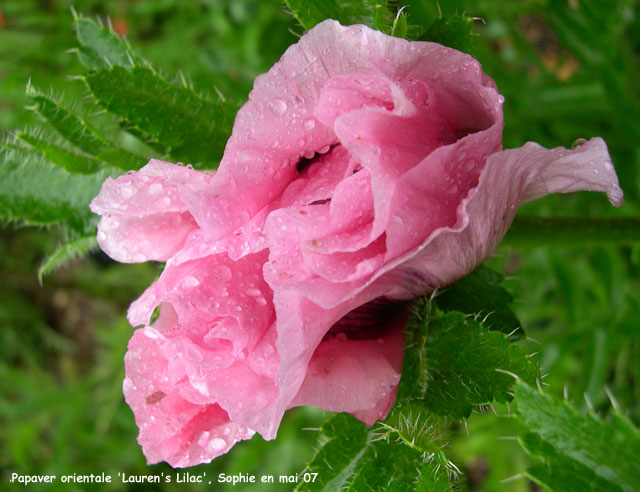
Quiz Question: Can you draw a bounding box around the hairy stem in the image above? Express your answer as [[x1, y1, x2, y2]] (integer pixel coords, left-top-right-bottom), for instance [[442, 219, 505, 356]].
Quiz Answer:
[[502, 217, 640, 247]]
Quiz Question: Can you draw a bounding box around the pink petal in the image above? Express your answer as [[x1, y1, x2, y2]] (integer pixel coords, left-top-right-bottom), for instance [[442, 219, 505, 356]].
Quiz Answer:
[[290, 309, 406, 424], [383, 137, 623, 295], [188, 20, 501, 246], [124, 326, 254, 467], [90, 160, 212, 262], [126, 251, 284, 436]]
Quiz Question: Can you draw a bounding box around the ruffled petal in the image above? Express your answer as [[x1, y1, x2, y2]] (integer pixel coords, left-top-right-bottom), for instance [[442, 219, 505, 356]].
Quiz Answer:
[[123, 325, 254, 467], [384, 138, 623, 296], [290, 308, 406, 424], [189, 19, 501, 244], [90, 160, 212, 263], [126, 251, 283, 437]]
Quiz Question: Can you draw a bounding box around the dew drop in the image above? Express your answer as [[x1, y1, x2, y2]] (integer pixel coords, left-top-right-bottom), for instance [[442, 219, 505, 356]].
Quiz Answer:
[[268, 98, 287, 116], [498, 95, 505, 104], [572, 138, 588, 148], [181, 276, 200, 288], [197, 431, 210, 447], [246, 288, 262, 297], [463, 159, 476, 171], [121, 184, 136, 198], [603, 160, 614, 171], [148, 182, 163, 195], [144, 327, 160, 340], [215, 265, 232, 281], [303, 118, 316, 130]]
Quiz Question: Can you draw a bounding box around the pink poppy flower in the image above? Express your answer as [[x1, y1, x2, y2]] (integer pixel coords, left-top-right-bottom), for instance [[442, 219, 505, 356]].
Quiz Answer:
[[90, 20, 622, 467]]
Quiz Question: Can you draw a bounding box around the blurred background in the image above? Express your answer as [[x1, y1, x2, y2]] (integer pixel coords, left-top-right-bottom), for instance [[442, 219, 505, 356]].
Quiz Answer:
[[1, 0, 638, 490]]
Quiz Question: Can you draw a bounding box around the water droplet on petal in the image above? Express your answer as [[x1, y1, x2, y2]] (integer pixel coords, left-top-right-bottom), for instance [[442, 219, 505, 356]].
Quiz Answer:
[[215, 265, 232, 281], [269, 98, 287, 116], [572, 138, 588, 148], [463, 159, 476, 171], [445, 183, 458, 194], [197, 431, 210, 447], [181, 276, 200, 288], [121, 184, 136, 198], [148, 182, 163, 195], [303, 118, 316, 130], [247, 288, 262, 297], [144, 327, 160, 340]]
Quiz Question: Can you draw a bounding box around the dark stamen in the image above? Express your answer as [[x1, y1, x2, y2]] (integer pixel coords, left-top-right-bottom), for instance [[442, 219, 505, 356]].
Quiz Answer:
[[326, 297, 409, 340]]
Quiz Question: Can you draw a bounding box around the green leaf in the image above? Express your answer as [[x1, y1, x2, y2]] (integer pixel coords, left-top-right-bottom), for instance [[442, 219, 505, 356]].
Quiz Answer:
[[16, 131, 102, 174], [435, 265, 524, 339], [27, 90, 143, 170], [0, 146, 111, 231], [83, 65, 237, 167], [396, 300, 431, 402], [29, 90, 105, 156], [515, 381, 640, 492], [38, 235, 98, 281], [74, 16, 139, 71], [520, 432, 624, 492], [419, 310, 538, 419], [391, 12, 408, 39], [421, 15, 475, 54], [296, 413, 452, 492], [285, 0, 393, 33]]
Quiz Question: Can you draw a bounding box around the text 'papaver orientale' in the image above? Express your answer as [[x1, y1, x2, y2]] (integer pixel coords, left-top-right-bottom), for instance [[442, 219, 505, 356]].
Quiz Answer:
[[90, 20, 623, 467]]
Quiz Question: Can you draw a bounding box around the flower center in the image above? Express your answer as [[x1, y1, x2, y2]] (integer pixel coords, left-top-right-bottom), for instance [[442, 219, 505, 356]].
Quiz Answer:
[[325, 297, 410, 341]]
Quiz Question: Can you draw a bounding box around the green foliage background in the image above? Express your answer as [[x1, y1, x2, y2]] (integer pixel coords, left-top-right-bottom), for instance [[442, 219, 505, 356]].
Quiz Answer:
[[1, 0, 638, 491]]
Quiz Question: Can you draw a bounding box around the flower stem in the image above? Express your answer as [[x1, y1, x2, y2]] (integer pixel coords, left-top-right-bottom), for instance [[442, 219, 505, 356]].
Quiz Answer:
[[502, 217, 640, 248]]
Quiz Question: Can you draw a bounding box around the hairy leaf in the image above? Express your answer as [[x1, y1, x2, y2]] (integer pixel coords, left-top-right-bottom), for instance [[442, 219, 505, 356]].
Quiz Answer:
[[84, 65, 237, 167], [515, 381, 640, 492], [0, 147, 111, 231], [27, 90, 142, 170], [16, 131, 102, 174], [435, 265, 523, 339], [285, 0, 393, 33], [74, 16, 140, 71], [296, 413, 452, 492], [421, 16, 475, 54], [420, 310, 538, 419], [29, 91, 105, 156], [520, 432, 623, 492], [38, 235, 98, 280]]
